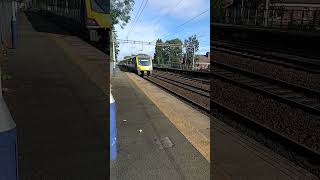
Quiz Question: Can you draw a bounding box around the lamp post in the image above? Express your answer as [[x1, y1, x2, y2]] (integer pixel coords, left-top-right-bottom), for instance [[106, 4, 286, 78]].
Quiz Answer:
[[11, 0, 17, 49], [264, 0, 270, 27], [112, 31, 116, 77], [192, 45, 195, 70]]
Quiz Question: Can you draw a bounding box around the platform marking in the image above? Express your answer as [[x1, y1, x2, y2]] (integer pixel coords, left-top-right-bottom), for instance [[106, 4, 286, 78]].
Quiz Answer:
[[154, 137, 174, 149], [126, 72, 210, 162]]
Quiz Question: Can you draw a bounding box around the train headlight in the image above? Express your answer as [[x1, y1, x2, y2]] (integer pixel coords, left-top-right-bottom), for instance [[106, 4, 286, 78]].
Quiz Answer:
[[86, 18, 99, 26]]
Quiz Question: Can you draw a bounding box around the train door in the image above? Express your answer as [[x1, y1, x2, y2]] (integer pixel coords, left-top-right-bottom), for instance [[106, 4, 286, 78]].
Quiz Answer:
[[80, 0, 86, 26], [134, 57, 137, 69], [131, 57, 135, 71]]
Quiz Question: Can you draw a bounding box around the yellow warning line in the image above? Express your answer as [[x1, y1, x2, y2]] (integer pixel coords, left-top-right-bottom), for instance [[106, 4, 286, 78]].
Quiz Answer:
[[126, 72, 210, 162]]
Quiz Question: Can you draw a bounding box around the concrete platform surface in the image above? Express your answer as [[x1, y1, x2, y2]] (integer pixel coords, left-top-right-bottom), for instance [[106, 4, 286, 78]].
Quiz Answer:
[[110, 70, 210, 180], [126, 72, 210, 161], [2, 12, 108, 179]]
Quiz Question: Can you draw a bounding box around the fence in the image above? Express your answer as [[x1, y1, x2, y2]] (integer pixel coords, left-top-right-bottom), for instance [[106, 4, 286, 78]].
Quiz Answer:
[[0, 0, 14, 50], [0, 0, 25, 50], [154, 63, 210, 72], [217, 7, 320, 31]]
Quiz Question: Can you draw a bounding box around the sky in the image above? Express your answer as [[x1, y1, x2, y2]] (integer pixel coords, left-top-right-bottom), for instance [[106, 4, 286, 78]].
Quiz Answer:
[[115, 0, 210, 60]]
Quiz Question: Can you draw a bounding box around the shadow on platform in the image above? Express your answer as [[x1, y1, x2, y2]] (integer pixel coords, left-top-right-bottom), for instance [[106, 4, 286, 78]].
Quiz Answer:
[[25, 11, 71, 36]]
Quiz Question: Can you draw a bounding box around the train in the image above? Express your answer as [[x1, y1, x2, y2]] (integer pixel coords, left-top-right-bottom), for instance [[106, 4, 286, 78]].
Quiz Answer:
[[119, 54, 153, 77], [32, 0, 110, 43]]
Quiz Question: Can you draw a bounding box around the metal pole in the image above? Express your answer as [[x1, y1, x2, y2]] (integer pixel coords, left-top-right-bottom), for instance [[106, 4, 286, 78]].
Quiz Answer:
[[254, 9, 257, 25], [241, 0, 244, 21], [157, 45, 160, 66], [264, 0, 270, 27], [168, 48, 170, 68], [110, 93, 117, 160], [192, 45, 195, 70], [112, 31, 116, 77], [247, 9, 250, 25], [11, 0, 17, 49]]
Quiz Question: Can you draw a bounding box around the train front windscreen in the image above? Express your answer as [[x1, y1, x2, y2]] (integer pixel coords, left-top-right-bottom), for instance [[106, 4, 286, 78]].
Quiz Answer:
[[91, 0, 109, 13], [138, 58, 151, 66]]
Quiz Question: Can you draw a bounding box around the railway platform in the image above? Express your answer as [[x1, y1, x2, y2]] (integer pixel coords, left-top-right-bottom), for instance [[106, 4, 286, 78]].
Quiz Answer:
[[110, 68, 210, 180], [1, 11, 108, 179]]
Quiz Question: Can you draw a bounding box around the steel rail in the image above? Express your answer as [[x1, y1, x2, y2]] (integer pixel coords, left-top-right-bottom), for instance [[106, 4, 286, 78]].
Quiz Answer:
[[211, 99, 320, 157], [213, 41, 320, 73], [213, 61, 320, 116], [152, 72, 209, 92], [145, 76, 210, 112], [154, 71, 210, 85]]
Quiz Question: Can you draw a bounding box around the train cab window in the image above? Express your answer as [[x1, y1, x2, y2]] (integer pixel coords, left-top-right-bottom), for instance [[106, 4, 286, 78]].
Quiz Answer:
[[91, 0, 109, 13], [138, 58, 150, 66]]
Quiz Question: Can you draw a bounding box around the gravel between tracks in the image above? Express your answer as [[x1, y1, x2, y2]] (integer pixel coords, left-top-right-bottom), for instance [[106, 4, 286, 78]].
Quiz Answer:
[[211, 78, 320, 154]]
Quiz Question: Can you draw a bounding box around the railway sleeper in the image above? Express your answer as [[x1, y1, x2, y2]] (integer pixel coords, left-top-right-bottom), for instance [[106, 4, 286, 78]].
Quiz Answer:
[[282, 94, 307, 98], [269, 89, 294, 95]]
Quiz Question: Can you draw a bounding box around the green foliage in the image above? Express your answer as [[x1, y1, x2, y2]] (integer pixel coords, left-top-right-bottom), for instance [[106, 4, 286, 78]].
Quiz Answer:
[[110, 0, 134, 59], [154, 39, 163, 64], [124, 55, 131, 60], [154, 38, 183, 65], [184, 35, 199, 65], [111, 0, 135, 29]]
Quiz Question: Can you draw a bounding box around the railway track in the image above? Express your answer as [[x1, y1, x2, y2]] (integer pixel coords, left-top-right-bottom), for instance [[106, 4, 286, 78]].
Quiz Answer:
[[152, 71, 209, 90], [214, 40, 320, 60], [213, 41, 320, 73], [145, 70, 210, 112], [212, 61, 320, 156]]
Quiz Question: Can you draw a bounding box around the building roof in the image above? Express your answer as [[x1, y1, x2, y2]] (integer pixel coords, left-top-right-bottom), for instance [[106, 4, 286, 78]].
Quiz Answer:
[[195, 52, 210, 63]]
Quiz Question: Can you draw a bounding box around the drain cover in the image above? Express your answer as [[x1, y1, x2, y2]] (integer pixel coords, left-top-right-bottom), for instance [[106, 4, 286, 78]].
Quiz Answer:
[[155, 137, 174, 149]]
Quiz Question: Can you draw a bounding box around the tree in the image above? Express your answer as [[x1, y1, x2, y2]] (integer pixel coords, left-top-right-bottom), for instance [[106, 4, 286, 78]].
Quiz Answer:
[[111, 0, 135, 29], [124, 55, 131, 60], [111, 0, 135, 60], [154, 38, 183, 65], [154, 39, 164, 65], [165, 38, 183, 64], [184, 35, 199, 65]]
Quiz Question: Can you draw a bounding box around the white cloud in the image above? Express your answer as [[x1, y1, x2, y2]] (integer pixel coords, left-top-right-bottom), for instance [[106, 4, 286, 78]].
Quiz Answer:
[[115, 21, 166, 60], [148, 0, 209, 20]]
